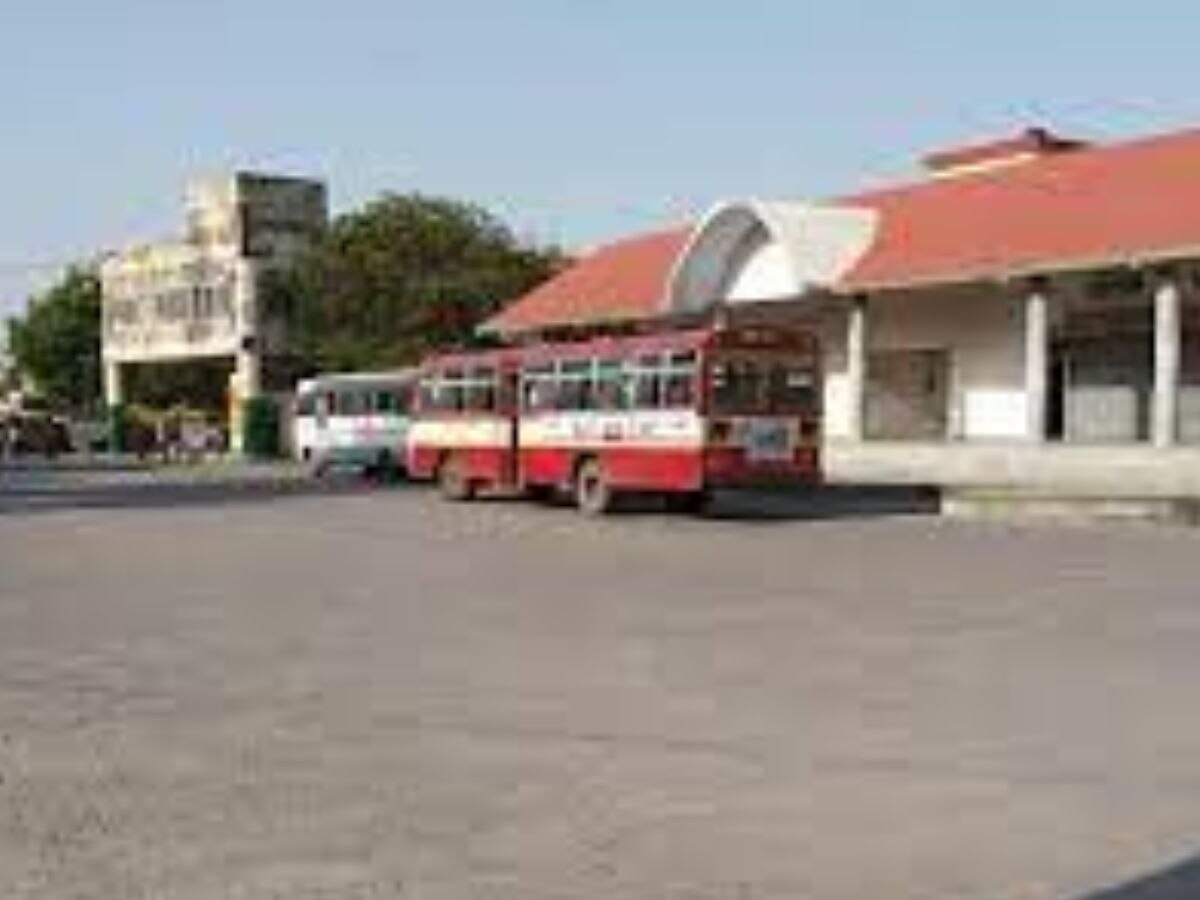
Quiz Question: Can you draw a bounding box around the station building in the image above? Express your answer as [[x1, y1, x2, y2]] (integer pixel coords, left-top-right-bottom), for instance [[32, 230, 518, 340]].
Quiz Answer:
[[100, 173, 327, 451], [484, 126, 1200, 498]]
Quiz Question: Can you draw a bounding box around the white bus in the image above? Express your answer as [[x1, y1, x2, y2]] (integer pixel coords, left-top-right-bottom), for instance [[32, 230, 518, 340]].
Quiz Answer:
[[293, 370, 417, 478]]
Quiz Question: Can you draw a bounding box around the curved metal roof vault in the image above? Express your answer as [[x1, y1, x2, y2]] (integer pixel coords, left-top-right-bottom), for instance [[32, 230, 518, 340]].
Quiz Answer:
[[665, 200, 879, 315]]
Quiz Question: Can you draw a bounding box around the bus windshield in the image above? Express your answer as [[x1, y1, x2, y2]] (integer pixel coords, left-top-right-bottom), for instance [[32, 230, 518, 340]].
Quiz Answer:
[[710, 355, 818, 416]]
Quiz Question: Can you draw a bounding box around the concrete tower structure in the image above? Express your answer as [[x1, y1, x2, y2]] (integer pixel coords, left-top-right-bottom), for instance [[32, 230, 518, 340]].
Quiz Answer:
[[100, 173, 327, 452]]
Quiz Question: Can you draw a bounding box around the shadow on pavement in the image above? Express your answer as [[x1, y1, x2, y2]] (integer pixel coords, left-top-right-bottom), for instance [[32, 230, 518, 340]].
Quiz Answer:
[[0, 455, 150, 474], [0, 470, 412, 516], [477, 484, 940, 523], [704, 484, 940, 523], [2, 462, 939, 524], [1071, 853, 1200, 900]]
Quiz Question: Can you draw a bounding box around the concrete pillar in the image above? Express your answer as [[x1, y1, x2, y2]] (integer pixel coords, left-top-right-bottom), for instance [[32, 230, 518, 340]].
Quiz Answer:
[[1153, 277, 1182, 448], [235, 345, 262, 399], [234, 259, 259, 335], [846, 295, 869, 442], [229, 259, 262, 456], [228, 346, 263, 456], [1024, 287, 1049, 443], [102, 359, 124, 407]]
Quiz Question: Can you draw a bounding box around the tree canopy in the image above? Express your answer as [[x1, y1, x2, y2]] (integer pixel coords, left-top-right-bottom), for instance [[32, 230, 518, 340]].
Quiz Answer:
[[7, 268, 102, 413], [279, 193, 564, 371]]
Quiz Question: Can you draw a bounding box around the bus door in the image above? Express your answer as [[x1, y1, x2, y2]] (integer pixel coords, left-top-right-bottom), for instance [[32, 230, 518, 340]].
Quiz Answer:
[[314, 390, 332, 452]]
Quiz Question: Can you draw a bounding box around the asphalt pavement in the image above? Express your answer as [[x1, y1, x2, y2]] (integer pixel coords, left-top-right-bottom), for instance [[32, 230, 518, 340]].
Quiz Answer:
[[1, 464, 1199, 899]]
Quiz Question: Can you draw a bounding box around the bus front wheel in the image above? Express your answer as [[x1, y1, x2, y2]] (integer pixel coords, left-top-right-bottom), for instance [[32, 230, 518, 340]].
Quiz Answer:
[[438, 454, 475, 501], [307, 452, 330, 480], [574, 458, 615, 516]]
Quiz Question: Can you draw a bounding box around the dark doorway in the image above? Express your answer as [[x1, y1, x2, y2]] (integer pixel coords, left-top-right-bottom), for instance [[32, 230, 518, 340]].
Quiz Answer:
[[1047, 343, 1067, 441]]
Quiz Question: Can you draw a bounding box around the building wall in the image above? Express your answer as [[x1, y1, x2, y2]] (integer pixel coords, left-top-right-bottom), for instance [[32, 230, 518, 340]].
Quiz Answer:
[[820, 284, 1028, 441], [101, 247, 248, 363], [101, 173, 326, 369], [186, 173, 327, 264]]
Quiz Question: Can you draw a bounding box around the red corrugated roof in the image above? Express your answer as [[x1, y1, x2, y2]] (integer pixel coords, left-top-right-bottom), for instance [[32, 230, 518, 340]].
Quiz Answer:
[[483, 227, 689, 335], [843, 126, 1200, 290], [486, 126, 1200, 335]]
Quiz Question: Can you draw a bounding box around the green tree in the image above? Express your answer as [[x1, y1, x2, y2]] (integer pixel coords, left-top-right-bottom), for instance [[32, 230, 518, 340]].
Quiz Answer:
[[7, 267, 102, 413], [277, 193, 564, 371]]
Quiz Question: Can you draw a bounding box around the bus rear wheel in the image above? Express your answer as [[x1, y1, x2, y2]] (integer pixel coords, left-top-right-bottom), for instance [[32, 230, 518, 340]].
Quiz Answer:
[[574, 458, 615, 516], [438, 454, 475, 502]]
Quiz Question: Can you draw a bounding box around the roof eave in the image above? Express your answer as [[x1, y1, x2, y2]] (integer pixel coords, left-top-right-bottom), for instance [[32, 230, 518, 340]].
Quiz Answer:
[[840, 245, 1200, 295]]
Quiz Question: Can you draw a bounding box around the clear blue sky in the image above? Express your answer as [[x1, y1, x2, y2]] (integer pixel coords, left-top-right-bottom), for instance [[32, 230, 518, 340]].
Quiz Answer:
[[2, 0, 1197, 318]]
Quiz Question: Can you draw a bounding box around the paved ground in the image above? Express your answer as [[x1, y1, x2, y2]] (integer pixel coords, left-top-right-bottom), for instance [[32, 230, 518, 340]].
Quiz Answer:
[[2, 466, 1200, 899]]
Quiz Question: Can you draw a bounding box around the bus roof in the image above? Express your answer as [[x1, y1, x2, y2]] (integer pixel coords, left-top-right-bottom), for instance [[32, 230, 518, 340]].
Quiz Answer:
[[420, 327, 713, 373], [297, 368, 419, 391]]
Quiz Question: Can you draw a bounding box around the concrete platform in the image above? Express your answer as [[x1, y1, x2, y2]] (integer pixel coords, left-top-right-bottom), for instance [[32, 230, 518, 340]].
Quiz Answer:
[[942, 488, 1200, 526], [826, 441, 1200, 501]]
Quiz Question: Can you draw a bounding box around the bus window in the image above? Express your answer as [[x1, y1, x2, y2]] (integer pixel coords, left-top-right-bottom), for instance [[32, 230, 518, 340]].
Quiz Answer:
[[378, 387, 411, 414], [595, 359, 625, 410], [711, 360, 765, 414], [663, 351, 697, 408], [633, 374, 661, 409], [711, 357, 816, 415], [464, 367, 497, 412], [418, 378, 438, 412], [522, 365, 556, 412], [558, 360, 594, 411], [526, 379, 556, 412], [440, 369, 466, 412], [373, 387, 409, 415], [421, 374, 453, 412], [631, 354, 663, 409], [768, 365, 818, 414], [340, 390, 367, 417], [663, 373, 694, 408], [296, 392, 316, 417]]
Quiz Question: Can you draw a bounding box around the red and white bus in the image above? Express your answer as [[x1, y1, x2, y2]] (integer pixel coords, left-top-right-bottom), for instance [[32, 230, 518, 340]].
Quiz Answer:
[[407, 323, 821, 514]]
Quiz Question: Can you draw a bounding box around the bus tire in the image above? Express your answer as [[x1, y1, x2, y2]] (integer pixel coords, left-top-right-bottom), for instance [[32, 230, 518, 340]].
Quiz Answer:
[[574, 458, 615, 516], [308, 453, 330, 479], [438, 453, 474, 502]]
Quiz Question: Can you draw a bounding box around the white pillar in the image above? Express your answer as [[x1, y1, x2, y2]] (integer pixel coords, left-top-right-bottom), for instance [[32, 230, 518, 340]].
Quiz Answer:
[[228, 345, 263, 456], [1024, 288, 1049, 443], [229, 259, 262, 456], [236, 344, 262, 399], [102, 359, 124, 407], [1153, 277, 1182, 448], [234, 259, 259, 336], [846, 295, 869, 442]]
